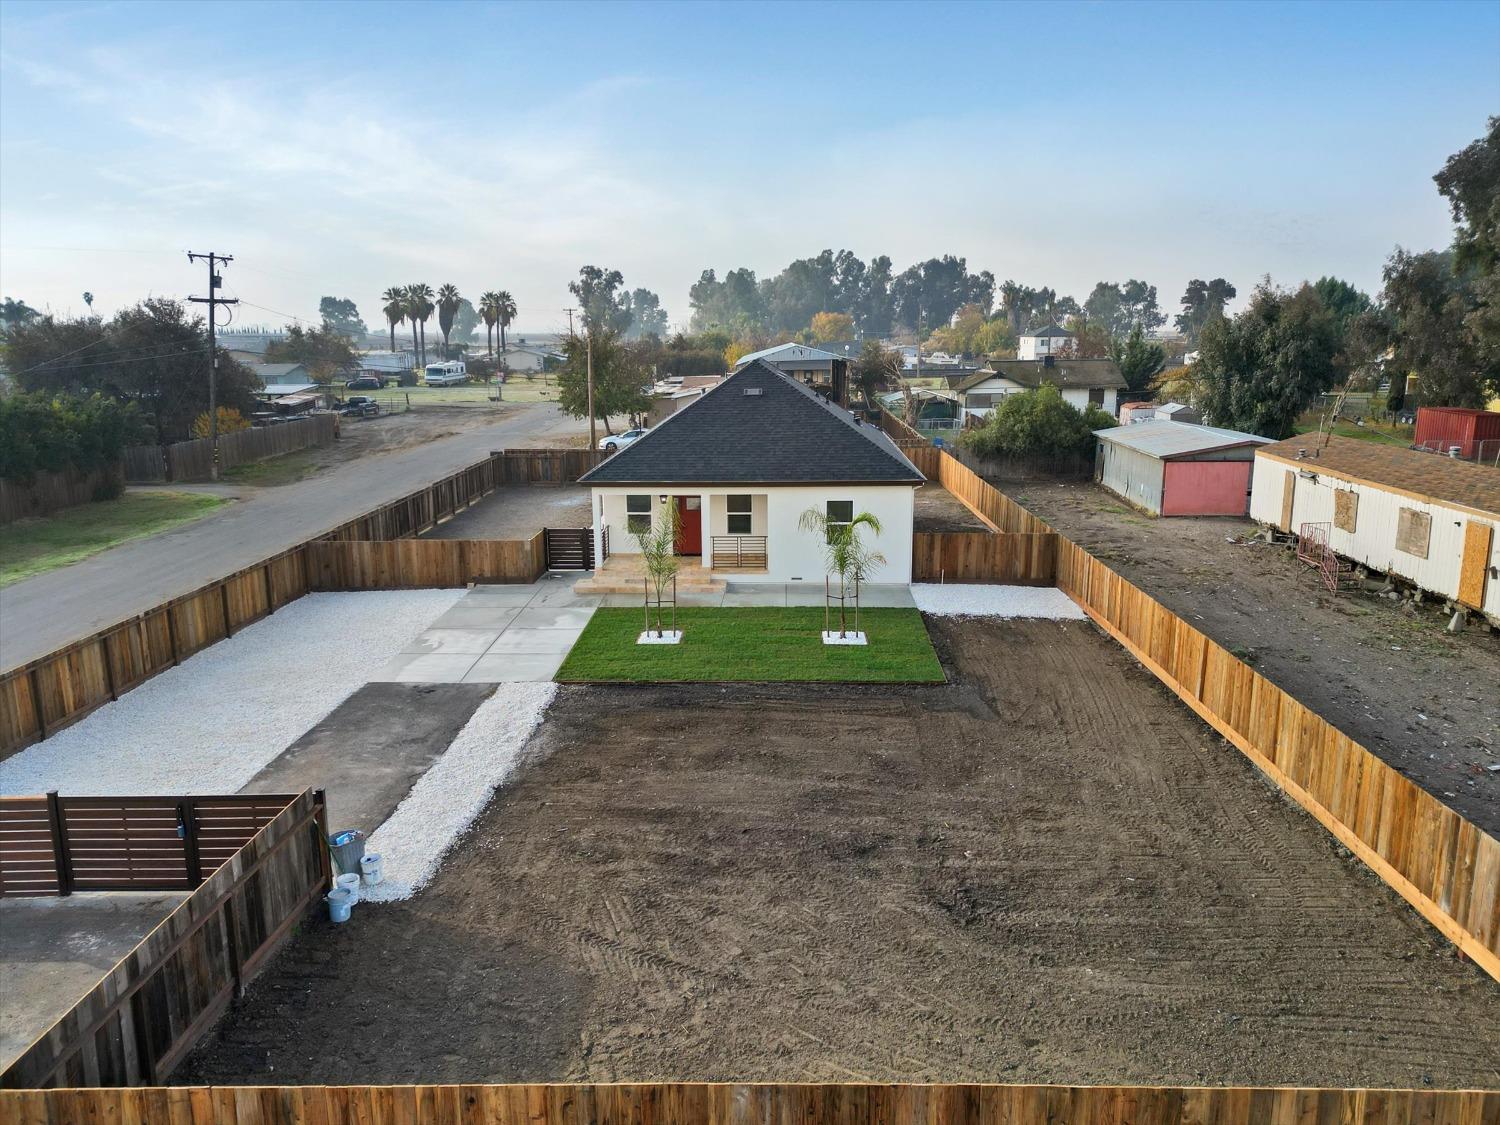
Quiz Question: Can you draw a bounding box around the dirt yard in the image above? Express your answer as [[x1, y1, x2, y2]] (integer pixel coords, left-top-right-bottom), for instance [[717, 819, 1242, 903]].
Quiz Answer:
[[224, 406, 521, 487], [179, 618, 1499, 1089], [421, 486, 591, 541], [914, 484, 991, 533], [1003, 479, 1500, 835]]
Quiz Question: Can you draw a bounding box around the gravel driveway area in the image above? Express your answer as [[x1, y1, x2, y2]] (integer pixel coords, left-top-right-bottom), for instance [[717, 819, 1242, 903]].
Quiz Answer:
[[0, 590, 462, 796], [421, 486, 592, 540]]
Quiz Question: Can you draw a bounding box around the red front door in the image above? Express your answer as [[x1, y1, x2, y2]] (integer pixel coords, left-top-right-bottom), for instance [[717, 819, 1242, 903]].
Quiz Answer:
[[674, 496, 702, 555]]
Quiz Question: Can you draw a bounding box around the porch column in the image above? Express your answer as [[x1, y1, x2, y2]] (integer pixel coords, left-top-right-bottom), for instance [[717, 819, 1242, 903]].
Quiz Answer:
[[700, 492, 713, 568], [592, 493, 604, 572]]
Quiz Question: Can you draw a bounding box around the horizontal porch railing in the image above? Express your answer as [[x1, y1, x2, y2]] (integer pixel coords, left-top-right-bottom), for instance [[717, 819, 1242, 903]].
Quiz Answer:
[[709, 535, 768, 569]]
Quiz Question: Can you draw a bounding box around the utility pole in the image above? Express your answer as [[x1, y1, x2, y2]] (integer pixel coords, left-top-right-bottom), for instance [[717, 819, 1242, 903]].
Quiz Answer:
[[585, 320, 597, 451], [187, 251, 238, 481]]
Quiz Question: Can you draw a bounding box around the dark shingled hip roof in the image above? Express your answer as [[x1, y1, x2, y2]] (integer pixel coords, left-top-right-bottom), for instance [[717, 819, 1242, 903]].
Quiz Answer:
[[579, 360, 925, 486]]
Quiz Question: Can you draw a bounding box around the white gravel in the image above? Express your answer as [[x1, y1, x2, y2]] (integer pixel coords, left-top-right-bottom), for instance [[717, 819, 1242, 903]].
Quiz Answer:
[[911, 583, 1087, 620], [361, 683, 556, 902], [0, 590, 463, 797]]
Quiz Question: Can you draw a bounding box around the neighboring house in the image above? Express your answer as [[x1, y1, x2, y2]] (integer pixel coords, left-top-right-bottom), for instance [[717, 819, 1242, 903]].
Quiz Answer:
[[357, 350, 416, 374], [499, 346, 563, 373], [248, 363, 312, 386], [577, 359, 924, 589], [1095, 420, 1271, 516], [956, 357, 1127, 417], [733, 343, 849, 406], [253, 381, 323, 415], [1250, 435, 1499, 624], [1017, 324, 1073, 360], [220, 330, 287, 363], [646, 375, 724, 427]]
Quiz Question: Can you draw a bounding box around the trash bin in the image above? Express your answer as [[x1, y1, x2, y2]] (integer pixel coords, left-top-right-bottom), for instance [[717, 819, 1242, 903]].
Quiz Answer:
[[328, 829, 366, 875]]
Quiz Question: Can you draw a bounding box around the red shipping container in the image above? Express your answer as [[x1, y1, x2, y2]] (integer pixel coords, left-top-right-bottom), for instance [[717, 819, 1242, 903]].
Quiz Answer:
[[1413, 406, 1500, 460]]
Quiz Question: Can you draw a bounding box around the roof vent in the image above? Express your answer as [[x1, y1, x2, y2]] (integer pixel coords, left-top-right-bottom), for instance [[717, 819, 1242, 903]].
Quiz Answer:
[[743, 387, 763, 397]]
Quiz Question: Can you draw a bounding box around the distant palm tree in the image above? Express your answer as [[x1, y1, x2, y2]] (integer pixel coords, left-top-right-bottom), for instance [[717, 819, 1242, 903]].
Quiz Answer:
[[407, 283, 434, 366], [381, 287, 406, 352], [495, 290, 517, 371], [478, 291, 501, 357], [435, 283, 462, 361]]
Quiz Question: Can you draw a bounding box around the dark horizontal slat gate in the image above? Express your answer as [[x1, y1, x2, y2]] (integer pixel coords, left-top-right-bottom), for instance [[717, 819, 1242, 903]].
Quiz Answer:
[[544, 527, 595, 571]]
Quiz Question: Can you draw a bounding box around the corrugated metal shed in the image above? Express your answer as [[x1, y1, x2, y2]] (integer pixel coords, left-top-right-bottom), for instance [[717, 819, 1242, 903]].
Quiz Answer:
[[1095, 419, 1270, 458]]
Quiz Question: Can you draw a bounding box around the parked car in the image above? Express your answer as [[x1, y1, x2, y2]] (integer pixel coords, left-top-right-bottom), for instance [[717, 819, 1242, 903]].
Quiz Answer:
[[598, 428, 649, 453], [340, 396, 380, 417], [346, 373, 386, 390]]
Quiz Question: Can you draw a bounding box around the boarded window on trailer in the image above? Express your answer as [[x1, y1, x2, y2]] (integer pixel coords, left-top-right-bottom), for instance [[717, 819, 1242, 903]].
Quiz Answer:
[[826, 499, 853, 543], [1334, 489, 1358, 533], [727, 494, 752, 535], [626, 494, 651, 534], [1396, 507, 1430, 558]]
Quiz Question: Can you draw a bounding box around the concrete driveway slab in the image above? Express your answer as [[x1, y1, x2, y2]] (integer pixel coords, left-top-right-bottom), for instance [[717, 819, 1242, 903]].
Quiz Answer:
[[721, 584, 787, 607], [784, 585, 828, 607], [458, 590, 539, 607], [462, 653, 566, 682], [403, 629, 503, 655], [485, 629, 582, 654], [512, 606, 596, 630], [427, 606, 525, 629], [372, 653, 478, 683]]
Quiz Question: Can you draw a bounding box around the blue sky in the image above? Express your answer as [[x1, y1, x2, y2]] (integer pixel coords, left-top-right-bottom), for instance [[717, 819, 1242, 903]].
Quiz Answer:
[[1, 0, 1497, 335]]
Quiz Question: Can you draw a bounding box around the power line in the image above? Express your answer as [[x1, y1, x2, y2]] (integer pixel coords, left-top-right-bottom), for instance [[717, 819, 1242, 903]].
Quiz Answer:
[[187, 251, 238, 482]]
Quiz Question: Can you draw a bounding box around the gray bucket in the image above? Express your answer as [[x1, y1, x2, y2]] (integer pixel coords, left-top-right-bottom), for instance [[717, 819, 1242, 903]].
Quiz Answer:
[[326, 887, 354, 924]]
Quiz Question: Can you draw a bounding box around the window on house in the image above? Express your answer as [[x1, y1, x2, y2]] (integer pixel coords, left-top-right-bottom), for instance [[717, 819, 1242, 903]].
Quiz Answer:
[[1089, 387, 1105, 405], [826, 499, 853, 543], [626, 494, 651, 535], [727, 494, 753, 535]]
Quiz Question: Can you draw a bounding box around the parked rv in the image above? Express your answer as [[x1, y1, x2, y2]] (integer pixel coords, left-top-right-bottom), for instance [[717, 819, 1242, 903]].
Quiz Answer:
[[423, 362, 468, 387]]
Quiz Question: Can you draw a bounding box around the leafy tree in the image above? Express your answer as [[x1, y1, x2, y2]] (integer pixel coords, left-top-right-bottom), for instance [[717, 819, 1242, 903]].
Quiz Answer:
[[1194, 281, 1339, 437], [1380, 249, 1493, 407], [478, 291, 501, 356], [625, 287, 669, 339], [688, 267, 765, 332], [891, 256, 995, 333], [264, 324, 358, 381], [434, 284, 463, 359], [191, 406, 251, 439], [1110, 323, 1167, 391], [1434, 116, 1500, 377], [762, 251, 840, 334], [569, 266, 631, 334], [1175, 278, 1237, 343], [4, 299, 259, 442], [1152, 358, 1204, 409], [1311, 276, 1372, 331], [961, 383, 1114, 459], [405, 283, 434, 365], [318, 297, 367, 340], [495, 291, 517, 354], [851, 340, 902, 406], [1085, 280, 1163, 337], [380, 287, 406, 351], [0, 391, 146, 483], [635, 501, 680, 638], [1060, 315, 1112, 358], [556, 328, 651, 434], [972, 318, 1016, 357], [1, 297, 40, 329], [809, 311, 855, 342]]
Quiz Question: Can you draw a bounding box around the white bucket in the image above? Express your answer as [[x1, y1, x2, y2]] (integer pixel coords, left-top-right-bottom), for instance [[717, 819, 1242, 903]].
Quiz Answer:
[[359, 853, 384, 886], [326, 887, 354, 924], [335, 872, 361, 904]]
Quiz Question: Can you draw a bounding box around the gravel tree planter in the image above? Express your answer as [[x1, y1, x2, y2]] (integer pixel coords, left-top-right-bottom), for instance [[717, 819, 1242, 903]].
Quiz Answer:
[[821, 631, 868, 645], [637, 630, 683, 644]]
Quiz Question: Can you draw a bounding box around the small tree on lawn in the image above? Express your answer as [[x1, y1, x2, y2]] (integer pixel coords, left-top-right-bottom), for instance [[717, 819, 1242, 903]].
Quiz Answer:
[[798, 507, 886, 638], [636, 500, 679, 638]]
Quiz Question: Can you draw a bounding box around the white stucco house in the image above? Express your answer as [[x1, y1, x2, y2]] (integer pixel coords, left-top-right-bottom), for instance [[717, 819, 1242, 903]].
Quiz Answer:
[[575, 360, 925, 592], [1017, 324, 1073, 360], [956, 357, 1127, 418]]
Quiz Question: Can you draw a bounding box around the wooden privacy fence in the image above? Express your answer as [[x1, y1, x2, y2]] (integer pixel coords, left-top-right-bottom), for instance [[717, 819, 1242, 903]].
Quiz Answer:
[[321, 457, 502, 541], [3, 1084, 1491, 1123], [1055, 537, 1500, 980], [0, 465, 123, 525], [913, 531, 1056, 584], [122, 414, 338, 483], [0, 548, 310, 758], [492, 447, 600, 484], [907, 445, 1050, 534], [0, 792, 294, 897], [0, 790, 329, 1090], [306, 534, 546, 589]]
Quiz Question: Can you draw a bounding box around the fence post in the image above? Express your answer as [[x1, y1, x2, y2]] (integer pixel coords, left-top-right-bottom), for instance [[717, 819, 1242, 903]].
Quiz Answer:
[[29, 668, 47, 740], [46, 790, 72, 896], [223, 893, 245, 1000], [165, 603, 180, 666], [129, 991, 158, 1085], [101, 632, 118, 702], [180, 799, 204, 887], [220, 583, 234, 638], [263, 561, 276, 615], [313, 789, 332, 889]]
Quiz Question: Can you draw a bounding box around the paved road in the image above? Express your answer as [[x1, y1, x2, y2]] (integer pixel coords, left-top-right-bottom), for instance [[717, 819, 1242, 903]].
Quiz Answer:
[[0, 405, 585, 671]]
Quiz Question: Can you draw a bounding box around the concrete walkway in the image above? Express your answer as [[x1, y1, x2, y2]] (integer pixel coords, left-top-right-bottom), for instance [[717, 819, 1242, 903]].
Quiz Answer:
[[599, 581, 917, 609], [372, 574, 601, 683]]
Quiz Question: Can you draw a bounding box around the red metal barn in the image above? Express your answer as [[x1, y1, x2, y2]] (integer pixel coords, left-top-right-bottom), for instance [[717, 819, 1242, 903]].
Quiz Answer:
[[1094, 420, 1272, 516]]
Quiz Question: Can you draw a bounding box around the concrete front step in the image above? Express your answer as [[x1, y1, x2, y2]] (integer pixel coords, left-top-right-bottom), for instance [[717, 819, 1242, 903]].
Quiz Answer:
[[574, 575, 727, 595]]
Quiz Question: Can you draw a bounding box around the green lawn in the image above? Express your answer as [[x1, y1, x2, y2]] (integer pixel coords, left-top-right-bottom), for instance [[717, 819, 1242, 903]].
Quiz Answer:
[[555, 607, 946, 684], [1292, 416, 1414, 446], [0, 491, 229, 587]]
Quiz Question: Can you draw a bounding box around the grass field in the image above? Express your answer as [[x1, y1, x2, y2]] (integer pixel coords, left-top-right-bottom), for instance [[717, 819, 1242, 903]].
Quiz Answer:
[[362, 380, 561, 410], [555, 607, 945, 683], [1292, 415, 1414, 446], [0, 491, 228, 587]]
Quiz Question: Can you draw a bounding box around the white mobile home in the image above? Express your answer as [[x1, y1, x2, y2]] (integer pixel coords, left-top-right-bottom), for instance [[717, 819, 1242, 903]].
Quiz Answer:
[[1250, 436, 1500, 623]]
